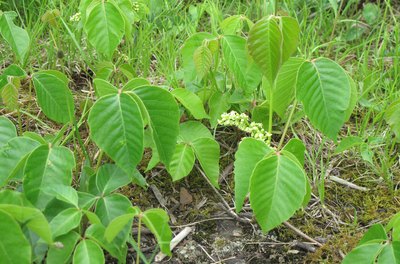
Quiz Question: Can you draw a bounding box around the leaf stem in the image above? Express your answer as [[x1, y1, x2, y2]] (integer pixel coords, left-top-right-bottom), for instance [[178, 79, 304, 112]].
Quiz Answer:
[[267, 83, 274, 144], [136, 216, 142, 264], [277, 99, 297, 150], [95, 150, 103, 171]]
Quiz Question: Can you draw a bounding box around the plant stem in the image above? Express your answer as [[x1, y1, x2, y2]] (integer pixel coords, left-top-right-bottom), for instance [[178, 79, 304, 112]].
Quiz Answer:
[[17, 108, 23, 135], [326, 0, 344, 55], [267, 83, 274, 144], [74, 120, 92, 166], [95, 150, 103, 171], [277, 99, 297, 150], [136, 216, 142, 264]]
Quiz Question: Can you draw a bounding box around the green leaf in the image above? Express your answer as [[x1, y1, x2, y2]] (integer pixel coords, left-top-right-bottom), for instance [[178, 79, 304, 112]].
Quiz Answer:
[[282, 138, 305, 166], [93, 79, 118, 97], [88, 93, 144, 174], [122, 78, 150, 92], [221, 35, 262, 94], [133, 86, 180, 165], [296, 58, 351, 140], [248, 16, 299, 85], [363, 3, 381, 25], [50, 208, 82, 239], [377, 242, 400, 264], [32, 71, 75, 124], [385, 99, 400, 141], [234, 138, 273, 213], [248, 17, 281, 85], [270, 57, 304, 117], [209, 91, 230, 127], [84, 1, 125, 60], [220, 15, 244, 35], [104, 207, 140, 242], [250, 154, 307, 232], [181, 32, 215, 83], [171, 88, 209, 119], [142, 208, 172, 256], [73, 239, 105, 264], [94, 61, 114, 80], [167, 143, 195, 181], [0, 64, 26, 89], [0, 204, 53, 243], [279, 17, 300, 63], [47, 231, 80, 264], [2, 81, 19, 110], [78, 192, 97, 210], [358, 224, 388, 246], [386, 213, 400, 241], [178, 121, 213, 143], [0, 189, 31, 206], [342, 243, 383, 264], [0, 11, 30, 64], [192, 137, 220, 188], [83, 210, 102, 225], [23, 145, 75, 210], [47, 185, 79, 207], [114, 0, 134, 40], [119, 64, 135, 79], [0, 116, 17, 147], [95, 193, 132, 226], [193, 45, 212, 79], [88, 164, 133, 196], [86, 224, 127, 262], [0, 137, 41, 185], [361, 143, 374, 165], [22, 131, 47, 144], [334, 136, 364, 154], [0, 210, 31, 264]]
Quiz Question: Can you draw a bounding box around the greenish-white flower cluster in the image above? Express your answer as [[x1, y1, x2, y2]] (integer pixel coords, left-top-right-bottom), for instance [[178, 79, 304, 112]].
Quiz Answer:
[[132, 2, 140, 12], [69, 12, 81, 22], [218, 111, 271, 142]]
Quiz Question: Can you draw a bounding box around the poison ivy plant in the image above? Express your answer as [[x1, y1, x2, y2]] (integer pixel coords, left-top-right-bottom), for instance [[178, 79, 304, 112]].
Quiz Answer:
[[343, 213, 400, 263], [88, 81, 180, 174], [105, 207, 173, 257], [0, 115, 173, 263], [204, 14, 355, 233]]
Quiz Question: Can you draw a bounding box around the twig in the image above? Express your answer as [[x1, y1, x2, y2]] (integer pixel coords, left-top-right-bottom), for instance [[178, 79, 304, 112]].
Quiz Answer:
[[283, 222, 323, 247], [198, 243, 216, 262], [155, 227, 194, 262], [329, 176, 369, 191], [195, 165, 251, 224], [171, 217, 235, 228]]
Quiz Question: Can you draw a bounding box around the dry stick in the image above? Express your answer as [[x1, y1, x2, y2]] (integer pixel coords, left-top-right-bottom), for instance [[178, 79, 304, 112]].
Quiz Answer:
[[283, 222, 323, 247], [329, 176, 369, 191], [155, 227, 194, 262], [195, 165, 323, 247]]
